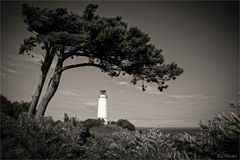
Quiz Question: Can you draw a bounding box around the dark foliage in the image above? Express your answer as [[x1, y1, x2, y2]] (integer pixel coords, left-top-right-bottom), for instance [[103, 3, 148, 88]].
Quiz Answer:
[[20, 3, 184, 118], [81, 118, 104, 141], [1, 113, 88, 159], [109, 120, 117, 125], [0, 95, 30, 118], [2, 96, 239, 159], [82, 118, 104, 130], [1, 111, 239, 159], [117, 119, 136, 131], [20, 3, 183, 93]]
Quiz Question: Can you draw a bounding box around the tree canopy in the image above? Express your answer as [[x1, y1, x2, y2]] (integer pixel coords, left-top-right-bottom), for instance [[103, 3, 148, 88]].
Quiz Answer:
[[20, 3, 183, 93]]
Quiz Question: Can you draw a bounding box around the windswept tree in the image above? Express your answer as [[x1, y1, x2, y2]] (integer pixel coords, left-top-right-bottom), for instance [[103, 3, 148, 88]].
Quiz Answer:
[[20, 4, 183, 118], [20, 4, 81, 115]]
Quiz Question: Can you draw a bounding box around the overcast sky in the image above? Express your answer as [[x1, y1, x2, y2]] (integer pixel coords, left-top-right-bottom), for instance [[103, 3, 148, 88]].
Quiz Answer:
[[1, 1, 239, 127]]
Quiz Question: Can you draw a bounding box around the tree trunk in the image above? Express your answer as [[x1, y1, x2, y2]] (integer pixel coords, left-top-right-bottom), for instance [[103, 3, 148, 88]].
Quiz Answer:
[[35, 58, 63, 118], [28, 47, 55, 116], [28, 72, 47, 115]]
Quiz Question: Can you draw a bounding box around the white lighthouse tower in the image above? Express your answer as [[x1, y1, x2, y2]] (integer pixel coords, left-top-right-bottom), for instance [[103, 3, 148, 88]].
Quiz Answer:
[[97, 90, 108, 124]]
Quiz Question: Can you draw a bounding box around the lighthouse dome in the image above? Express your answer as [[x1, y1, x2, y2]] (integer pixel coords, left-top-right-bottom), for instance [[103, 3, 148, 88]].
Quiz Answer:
[[99, 89, 107, 98]]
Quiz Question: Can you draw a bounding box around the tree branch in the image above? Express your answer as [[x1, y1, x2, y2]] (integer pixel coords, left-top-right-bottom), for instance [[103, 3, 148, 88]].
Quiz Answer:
[[62, 47, 89, 60], [62, 49, 77, 59], [60, 63, 108, 73], [32, 30, 39, 35]]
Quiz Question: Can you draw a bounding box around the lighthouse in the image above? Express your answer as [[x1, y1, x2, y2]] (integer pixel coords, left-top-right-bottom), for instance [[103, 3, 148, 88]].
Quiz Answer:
[[97, 90, 108, 124]]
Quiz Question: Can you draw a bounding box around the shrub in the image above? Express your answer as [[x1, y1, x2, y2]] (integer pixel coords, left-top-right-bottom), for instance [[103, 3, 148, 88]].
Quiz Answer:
[[117, 119, 136, 131], [84, 129, 179, 159], [1, 113, 88, 159], [63, 113, 80, 126], [230, 98, 240, 109], [1, 96, 239, 159], [171, 111, 240, 159], [171, 133, 200, 159], [198, 112, 240, 159], [2, 111, 239, 159], [0, 95, 30, 118], [108, 120, 117, 125], [82, 118, 104, 130]]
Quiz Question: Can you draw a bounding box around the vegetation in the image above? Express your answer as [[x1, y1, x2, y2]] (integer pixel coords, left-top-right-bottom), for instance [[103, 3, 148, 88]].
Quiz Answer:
[[116, 119, 136, 131], [20, 3, 183, 118], [1, 96, 239, 159], [0, 95, 30, 118]]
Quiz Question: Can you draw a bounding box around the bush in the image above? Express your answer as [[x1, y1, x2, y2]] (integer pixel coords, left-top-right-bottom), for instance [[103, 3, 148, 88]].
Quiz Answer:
[[1, 96, 239, 159], [117, 119, 136, 131], [198, 112, 240, 159], [230, 98, 240, 109], [84, 129, 183, 159], [1, 113, 88, 159], [0, 95, 30, 118], [1, 111, 239, 159], [82, 118, 104, 130], [171, 112, 240, 159], [108, 120, 117, 125]]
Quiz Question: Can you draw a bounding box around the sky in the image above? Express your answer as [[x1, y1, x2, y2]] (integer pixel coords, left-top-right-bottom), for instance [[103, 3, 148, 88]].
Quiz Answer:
[[1, 1, 239, 127]]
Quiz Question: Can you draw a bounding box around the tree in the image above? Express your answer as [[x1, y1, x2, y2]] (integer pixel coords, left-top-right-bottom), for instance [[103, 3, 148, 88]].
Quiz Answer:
[[20, 4, 81, 115], [20, 4, 184, 118]]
